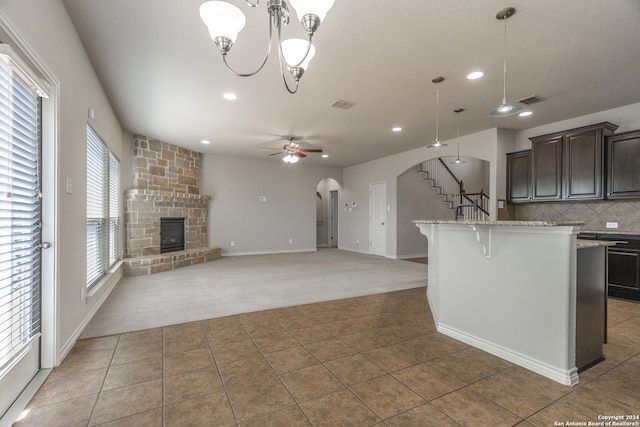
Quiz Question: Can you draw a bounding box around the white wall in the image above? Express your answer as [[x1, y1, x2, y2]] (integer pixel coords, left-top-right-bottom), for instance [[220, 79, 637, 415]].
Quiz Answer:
[[341, 128, 509, 258], [201, 155, 342, 255], [396, 166, 453, 258], [0, 0, 129, 363], [515, 102, 640, 151]]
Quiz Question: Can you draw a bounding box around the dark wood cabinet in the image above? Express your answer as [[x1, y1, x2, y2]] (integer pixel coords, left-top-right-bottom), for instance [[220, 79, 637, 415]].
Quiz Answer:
[[531, 134, 563, 200], [529, 122, 618, 201], [506, 150, 531, 203], [607, 130, 640, 199]]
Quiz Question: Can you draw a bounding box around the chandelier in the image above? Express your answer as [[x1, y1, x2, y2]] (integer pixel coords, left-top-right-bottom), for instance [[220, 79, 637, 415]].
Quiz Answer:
[[199, 0, 335, 94]]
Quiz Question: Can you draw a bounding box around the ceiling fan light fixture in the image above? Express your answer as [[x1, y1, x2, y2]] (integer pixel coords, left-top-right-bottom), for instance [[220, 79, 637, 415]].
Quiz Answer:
[[283, 154, 299, 164], [489, 6, 522, 117]]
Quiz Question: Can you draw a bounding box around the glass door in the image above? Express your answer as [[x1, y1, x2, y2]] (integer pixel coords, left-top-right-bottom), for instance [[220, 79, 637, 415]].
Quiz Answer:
[[0, 47, 45, 418]]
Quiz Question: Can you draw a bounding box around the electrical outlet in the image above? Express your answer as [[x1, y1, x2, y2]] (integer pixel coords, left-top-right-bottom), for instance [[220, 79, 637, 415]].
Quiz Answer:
[[606, 222, 619, 229], [230, 240, 235, 246], [289, 238, 293, 244]]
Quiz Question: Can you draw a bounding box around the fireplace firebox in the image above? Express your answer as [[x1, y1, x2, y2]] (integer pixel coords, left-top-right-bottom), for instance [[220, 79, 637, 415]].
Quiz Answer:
[[160, 217, 185, 253]]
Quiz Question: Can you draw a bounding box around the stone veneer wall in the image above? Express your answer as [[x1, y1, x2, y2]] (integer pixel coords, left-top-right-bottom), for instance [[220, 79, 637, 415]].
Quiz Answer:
[[124, 135, 219, 275], [124, 190, 210, 258], [513, 199, 640, 233], [133, 134, 200, 194]]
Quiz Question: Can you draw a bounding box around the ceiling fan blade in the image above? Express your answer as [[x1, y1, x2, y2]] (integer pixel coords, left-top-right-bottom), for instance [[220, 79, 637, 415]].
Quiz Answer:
[[294, 152, 307, 158], [268, 152, 282, 156], [298, 148, 323, 153]]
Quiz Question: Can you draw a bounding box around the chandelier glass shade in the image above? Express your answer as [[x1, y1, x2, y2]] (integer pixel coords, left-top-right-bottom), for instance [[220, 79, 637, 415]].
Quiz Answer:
[[199, 0, 334, 94]]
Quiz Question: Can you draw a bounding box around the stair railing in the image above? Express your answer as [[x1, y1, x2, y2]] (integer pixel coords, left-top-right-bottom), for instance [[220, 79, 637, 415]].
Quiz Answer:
[[418, 158, 490, 220]]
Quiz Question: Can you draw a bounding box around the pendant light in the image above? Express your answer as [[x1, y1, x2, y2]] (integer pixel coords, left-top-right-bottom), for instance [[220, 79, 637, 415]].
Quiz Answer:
[[488, 7, 522, 117], [428, 77, 447, 148], [451, 108, 466, 164]]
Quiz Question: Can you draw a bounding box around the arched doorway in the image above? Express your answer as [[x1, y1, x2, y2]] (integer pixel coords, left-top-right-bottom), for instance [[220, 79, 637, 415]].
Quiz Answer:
[[316, 178, 340, 248]]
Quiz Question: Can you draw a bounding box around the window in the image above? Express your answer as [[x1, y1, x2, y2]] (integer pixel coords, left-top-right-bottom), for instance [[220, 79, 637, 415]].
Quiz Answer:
[[0, 49, 43, 370], [86, 126, 120, 287]]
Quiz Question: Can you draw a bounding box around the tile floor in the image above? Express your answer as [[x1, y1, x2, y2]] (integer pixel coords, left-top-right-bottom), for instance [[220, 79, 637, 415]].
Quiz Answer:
[[14, 288, 640, 426]]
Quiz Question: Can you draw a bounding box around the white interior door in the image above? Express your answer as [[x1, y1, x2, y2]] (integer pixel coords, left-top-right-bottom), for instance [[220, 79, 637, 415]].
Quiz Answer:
[[0, 47, 46, 419], [369, 181, 387, 256]]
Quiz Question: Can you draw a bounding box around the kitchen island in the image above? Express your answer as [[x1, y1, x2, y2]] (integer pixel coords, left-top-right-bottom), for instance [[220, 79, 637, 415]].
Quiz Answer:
[[413, 220, 612, 385]]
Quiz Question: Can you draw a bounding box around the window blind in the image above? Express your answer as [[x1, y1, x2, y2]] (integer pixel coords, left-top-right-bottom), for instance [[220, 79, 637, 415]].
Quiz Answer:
[[108, 152, 120, 267], [86, 126, 107, 286], [0, 57, 42, 370]]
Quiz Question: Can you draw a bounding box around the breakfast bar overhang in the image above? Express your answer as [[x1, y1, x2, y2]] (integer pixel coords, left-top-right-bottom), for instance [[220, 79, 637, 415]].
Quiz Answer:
[[414, 220, 612, 386]]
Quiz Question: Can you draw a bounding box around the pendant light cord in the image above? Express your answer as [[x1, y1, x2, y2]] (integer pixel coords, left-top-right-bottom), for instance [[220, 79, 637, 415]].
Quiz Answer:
[[435, 86, 440, 142], [502, 16, 508, 102]]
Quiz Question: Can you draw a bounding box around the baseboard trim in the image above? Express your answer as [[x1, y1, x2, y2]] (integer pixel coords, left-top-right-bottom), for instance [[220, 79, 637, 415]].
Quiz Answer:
[[221, 248, 318, 257], [437, 323, 579, 386], [395, 253, 428, 260], [0, 368, 51, 427], [61, 265, 122, 359]]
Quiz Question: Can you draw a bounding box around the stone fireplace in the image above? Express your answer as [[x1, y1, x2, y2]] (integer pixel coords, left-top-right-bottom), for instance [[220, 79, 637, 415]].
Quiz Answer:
[[123, 135, 220, 275]]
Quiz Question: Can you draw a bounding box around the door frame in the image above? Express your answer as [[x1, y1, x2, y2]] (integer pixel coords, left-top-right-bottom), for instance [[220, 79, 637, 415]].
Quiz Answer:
[[0, 10, 58, 424]]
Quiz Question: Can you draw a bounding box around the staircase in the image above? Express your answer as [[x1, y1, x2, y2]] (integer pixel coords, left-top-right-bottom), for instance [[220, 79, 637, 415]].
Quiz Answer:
[[418, 158, 490, 220]]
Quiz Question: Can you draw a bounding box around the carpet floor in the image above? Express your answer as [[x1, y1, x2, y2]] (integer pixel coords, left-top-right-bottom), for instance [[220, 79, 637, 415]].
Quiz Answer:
[[80, 249, 428, 338]]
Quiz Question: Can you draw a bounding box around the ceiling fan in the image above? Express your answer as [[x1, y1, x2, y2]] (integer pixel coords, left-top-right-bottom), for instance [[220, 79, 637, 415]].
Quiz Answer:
[[265, 136, 323, 163]]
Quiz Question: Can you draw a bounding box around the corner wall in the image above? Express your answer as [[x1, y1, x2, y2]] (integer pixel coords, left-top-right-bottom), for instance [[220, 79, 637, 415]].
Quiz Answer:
[[200, 155, 342, 255]]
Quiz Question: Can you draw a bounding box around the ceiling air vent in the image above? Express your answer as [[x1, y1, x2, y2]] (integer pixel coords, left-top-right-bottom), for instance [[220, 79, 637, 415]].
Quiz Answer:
[[517, 95, 546, 105], [331, 99, 357, 110]]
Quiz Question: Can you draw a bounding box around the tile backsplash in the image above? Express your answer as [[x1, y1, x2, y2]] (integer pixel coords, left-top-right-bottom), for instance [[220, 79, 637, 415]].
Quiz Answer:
[[512, 200, 640, 233]]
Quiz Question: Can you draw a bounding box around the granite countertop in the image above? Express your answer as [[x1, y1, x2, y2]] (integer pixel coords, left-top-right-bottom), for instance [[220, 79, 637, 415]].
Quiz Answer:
[[580, 230, 640, 236], [413, 220, 584, 226], [576, 240, 618, 249]]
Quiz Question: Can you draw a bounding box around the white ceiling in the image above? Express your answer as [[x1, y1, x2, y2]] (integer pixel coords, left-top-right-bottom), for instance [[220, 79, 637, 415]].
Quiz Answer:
[[61, 0, 640, 168]]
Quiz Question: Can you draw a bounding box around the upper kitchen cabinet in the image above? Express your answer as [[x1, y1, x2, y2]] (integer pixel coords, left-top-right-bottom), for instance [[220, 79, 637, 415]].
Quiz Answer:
[[530, 122, 618, 201], [530, 133, 563, 200], [607, 130, 640, 199], [506, 150, 531, 203]]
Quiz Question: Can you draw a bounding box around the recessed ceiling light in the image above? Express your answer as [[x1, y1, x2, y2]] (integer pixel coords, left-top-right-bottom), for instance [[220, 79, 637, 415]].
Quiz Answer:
[[392, 127, 402, 132], [322, 154, 329, 158], [223, 93, 237, 100], [519, 111, 533, 117], [201, 140, 211, 144], [467, 71, 484, 80]]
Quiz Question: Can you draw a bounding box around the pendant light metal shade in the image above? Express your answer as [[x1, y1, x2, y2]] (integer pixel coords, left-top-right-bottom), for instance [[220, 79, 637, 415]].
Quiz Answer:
[[428, 77, 448, 148], [489, 7, 522, 117]]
